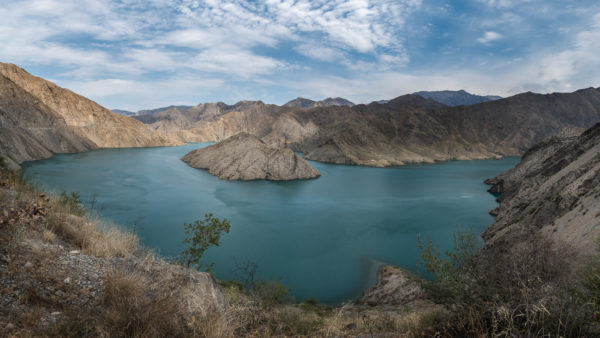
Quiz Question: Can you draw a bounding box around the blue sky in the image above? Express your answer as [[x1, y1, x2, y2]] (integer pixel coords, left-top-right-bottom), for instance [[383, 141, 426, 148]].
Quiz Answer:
[[1, 0, 599, 111]]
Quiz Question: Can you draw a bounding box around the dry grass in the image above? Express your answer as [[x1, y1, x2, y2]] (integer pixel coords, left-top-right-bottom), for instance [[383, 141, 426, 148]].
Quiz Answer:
[[41, 229, 56, 243], [102, 269, 186, 337], [50, 268, 236, 338], [46, 201, 139, 258]]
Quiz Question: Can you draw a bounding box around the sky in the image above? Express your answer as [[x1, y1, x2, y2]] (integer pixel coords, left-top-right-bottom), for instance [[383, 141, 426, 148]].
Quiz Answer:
[[1, 0, 599, 111]]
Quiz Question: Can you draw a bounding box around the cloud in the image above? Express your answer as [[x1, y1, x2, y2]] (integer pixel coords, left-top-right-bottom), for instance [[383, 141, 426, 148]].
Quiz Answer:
[[477, 31, 503, 44], [1, 0, 599, 110], [295, 43, 346, 62]]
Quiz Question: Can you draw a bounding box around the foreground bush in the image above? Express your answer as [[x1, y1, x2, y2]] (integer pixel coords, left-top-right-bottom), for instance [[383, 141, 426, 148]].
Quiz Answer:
[[419, 230, 599, 336]]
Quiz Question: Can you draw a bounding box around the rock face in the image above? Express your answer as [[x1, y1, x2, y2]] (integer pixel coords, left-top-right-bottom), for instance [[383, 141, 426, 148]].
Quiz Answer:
[[484, 123, 600, 254], [359, 266, 434, 309], [414, 90, 502, 106], [0, 63, 179, 168], [137, 88, 600, 168], [181, 133, 320, 181]]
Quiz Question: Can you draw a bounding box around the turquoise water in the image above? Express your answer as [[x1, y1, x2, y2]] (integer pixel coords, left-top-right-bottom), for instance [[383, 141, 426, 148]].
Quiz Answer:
[[23, 144, 519, 304]]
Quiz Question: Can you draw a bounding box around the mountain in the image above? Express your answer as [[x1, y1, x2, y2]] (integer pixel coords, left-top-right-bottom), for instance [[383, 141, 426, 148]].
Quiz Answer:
[[283, 97, 354, 108], [181, 133, 320, 181], [484, 123, 600, 254], [112, 109, 136, 116], [0, 63, 179, 168], [414, 90, 502, 106], [137, 105, 193, 116], [112, 105, 193, 116], [134, 88, 600, 167]]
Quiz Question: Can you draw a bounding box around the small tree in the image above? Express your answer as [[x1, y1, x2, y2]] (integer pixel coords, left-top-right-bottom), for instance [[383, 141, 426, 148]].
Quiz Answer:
[[183, 213, 231, 272], [417, 229, 478, 306]]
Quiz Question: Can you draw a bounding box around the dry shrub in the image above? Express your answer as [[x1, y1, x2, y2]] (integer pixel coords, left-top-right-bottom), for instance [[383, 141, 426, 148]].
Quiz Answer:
[[42, 229, 56, 243], [47, 213, 139, 258], [421, 233, 596, 337], [102, 269, 186, 337], [102, 268, 234, 338]]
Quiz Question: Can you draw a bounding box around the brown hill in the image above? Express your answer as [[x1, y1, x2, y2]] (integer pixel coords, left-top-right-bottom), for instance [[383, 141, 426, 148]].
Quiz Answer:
[[0, 63, 179, 168], [181, 133, 320, 181]]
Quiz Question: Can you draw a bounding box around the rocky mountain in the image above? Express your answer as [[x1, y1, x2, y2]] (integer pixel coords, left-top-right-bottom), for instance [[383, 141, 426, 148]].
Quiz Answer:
[[136, 88, 600, 167], [181, 133, 320, 181], [414, 90, 502, 106], [113, 105, 194, 117], [282, 97, 354, 108], [111, 109, 136, 116], [0, 63, 179, 168], [484, 123, 600, 254]]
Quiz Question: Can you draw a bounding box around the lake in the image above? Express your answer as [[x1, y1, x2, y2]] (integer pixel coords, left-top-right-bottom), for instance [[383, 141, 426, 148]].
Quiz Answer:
[[23, 144, 519, 304]]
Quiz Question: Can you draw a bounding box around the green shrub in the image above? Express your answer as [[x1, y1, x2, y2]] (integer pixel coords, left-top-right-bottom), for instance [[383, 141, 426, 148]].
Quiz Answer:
[[220, 279, 245, 292], [252, 278, 294, 307], [182, 213, 231, 272], [584, 239, 600, 320], [417, 229, 478, 306], [0, 155, 6, 168], [418, 230, 596, 336], [58, 191, 86, 216], [299, 297, 332, 315]]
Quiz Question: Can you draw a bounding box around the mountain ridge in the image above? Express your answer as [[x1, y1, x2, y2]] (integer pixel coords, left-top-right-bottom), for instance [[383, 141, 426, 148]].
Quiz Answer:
[[134, 87, 600, 167], [414, 89, 502, 106]]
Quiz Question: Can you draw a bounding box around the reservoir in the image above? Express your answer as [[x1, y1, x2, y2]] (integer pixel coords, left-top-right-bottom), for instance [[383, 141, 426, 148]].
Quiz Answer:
[[24, 144, 519, 304]]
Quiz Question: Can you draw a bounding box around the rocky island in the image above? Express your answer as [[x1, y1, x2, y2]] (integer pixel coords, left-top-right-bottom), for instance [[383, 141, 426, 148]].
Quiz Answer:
[[181, 133, 321, 181]]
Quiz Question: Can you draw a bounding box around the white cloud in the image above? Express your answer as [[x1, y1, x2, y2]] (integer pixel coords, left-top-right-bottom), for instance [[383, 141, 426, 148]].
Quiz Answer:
[[479, 0, 533, 8], [477, 31, 503, 44], [295, 43, 345, 62], [0, 0, 421, 82]]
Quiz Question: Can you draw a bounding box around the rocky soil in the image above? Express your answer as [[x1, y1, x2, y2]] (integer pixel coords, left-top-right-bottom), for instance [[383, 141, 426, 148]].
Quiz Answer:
[[182, 133, 321, 181], [484, 123, 600, 254], [359, 266, 435, 311]]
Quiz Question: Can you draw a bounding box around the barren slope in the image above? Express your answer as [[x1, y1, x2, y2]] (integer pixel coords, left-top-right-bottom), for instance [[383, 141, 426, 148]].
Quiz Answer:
[[484, 123, 600, 253], [0, 63, 179, 167]]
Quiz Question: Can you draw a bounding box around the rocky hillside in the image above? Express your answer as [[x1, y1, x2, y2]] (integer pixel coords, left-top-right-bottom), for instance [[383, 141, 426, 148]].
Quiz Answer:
[[414, 90, 502, 106], [0, 63, 179, 168], [136, 88, 600, 167], [181, 133, 320, 181], [484, 123, 600, 253], [0, 170, 225, 336]]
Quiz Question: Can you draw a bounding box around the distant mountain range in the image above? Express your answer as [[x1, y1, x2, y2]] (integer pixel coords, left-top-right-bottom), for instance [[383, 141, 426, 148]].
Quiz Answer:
[[112, 105, 193, 116], [128, 87, 600, 167], [3, 62, 600, 169], [112, 91, 499, 118], [413, 90, 502, 106]]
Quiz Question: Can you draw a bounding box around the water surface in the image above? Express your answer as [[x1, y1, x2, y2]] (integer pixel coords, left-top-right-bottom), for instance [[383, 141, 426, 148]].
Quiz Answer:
[[24, 144, 519, 303]]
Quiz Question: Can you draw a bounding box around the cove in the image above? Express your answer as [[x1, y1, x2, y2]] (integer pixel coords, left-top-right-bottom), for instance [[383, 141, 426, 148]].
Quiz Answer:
[[23, 143, 519, 304]]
